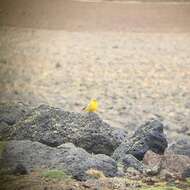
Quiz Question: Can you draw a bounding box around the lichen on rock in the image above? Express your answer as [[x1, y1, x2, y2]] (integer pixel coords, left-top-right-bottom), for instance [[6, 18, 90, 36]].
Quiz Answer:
[[10, 104, 128, 155]]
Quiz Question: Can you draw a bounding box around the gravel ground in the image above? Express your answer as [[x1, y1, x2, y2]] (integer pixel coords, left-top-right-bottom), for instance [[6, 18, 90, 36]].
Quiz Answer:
[[0, 26, 190, 141]]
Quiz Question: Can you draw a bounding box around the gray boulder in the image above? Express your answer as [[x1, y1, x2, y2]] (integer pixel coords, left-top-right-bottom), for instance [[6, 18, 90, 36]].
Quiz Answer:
[[168, 136, 190, 157], [182, 167, 190, 178], [11, 105, 127, 155], [122, 154, 144, 173], [112, 119, 168, 161], [0, 102, 30, 140], [0, 140, 118, 180], [143, 150, 190, 179]]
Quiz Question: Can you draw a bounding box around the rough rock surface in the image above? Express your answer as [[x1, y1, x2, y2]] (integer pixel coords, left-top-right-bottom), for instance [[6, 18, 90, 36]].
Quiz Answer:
[[182, 167, 190, 178], [0, 102, 30, 140], [121, 154, 144, 173], [11, 105, 128, 155], [168, 136, 190, 157], [143, 151, 163, 167], [143, 150, 190, 179], [112, 120, 168, 161], [0, 140, 118, 180]]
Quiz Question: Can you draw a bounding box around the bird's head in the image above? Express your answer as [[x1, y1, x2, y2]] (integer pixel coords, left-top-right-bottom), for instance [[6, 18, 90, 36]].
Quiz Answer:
[[91, 99, 98, 104], [91, 99, 99, 108]]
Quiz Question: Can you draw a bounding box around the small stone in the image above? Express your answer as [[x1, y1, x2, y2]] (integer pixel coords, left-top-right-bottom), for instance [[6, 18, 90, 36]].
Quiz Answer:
[[160, 170, 176, 182], [112, 45, 119, 49], [0, 102, 29, 127], [13, 164, 28, 175], [168, 136, 190, 157], [55, 62, 61, 68], [126, 167, 141, 176], [185, 102, 190, 109], [122, 154, 144, 173], [82, 182, 91, 188], [182, 167, 190, 178], [143, 150, 163, 167], [142, 177, 156, 185], [144, 166, 161, 176], [53, 130, 58, 134]]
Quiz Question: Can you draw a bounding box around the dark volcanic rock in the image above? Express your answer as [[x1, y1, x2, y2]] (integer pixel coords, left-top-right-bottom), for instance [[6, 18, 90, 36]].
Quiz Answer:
[[168, 136, 190, 157], [0, 122, 12, 141], [0, 102, 30, 140], [122, 154, 144, 173], [13, 164, 29, 175], [112, 119, 168, 161], [0, 140, 118, 181], [11, 105, 127, 155], [0, 102, 29, 126], [182, 167, 190, 178]]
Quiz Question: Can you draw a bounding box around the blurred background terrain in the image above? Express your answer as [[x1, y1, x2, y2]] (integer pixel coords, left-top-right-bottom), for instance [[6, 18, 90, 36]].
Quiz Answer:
[[0, 0, 190, 141]]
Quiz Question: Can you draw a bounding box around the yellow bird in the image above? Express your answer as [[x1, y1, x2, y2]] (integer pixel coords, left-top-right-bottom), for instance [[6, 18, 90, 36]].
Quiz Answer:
[[83, 99, 99, 112]]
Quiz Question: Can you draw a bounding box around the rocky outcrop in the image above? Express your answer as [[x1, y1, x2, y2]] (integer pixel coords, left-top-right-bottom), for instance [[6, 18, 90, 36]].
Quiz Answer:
[[0, 140, 118, 180], [182, 167, 190, 178], [168, 136, 190, 157], [10, 105, 128, 155], [0, 102, 30, 140], [143, 150, 190, 179], [112, 120, 168, 161], [121, 154, 144, 173]]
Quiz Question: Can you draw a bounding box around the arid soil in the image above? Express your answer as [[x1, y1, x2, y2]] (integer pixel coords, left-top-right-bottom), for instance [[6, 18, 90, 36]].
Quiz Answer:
[[0, 0, 190, 141], [1, 0, 190, 32], [0, 1, 190, 190]]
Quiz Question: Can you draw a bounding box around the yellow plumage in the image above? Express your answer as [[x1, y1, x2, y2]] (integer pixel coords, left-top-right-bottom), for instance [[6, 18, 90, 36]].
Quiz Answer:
[[83, 99, 99, 112]]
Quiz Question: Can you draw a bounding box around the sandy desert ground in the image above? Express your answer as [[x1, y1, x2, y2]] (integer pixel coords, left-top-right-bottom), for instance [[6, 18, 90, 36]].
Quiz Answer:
[[0, 0, 190, 141]]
